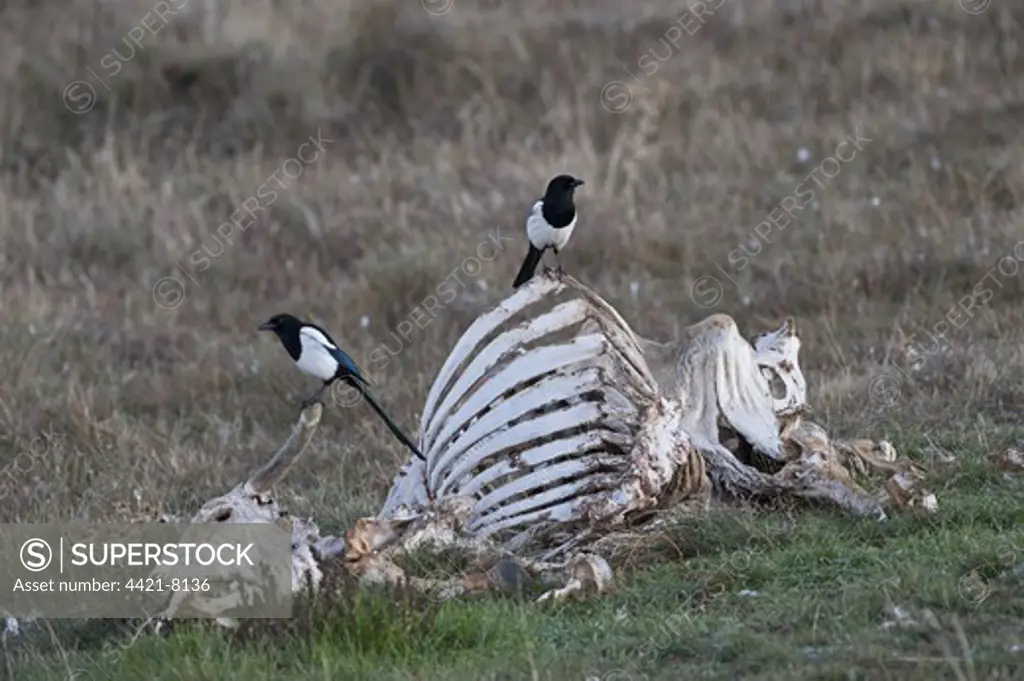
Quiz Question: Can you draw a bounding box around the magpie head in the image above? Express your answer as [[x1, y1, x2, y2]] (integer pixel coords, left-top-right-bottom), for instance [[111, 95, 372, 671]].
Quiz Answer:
[[258, 313, 303, 340], [544, 174, 584, 202]]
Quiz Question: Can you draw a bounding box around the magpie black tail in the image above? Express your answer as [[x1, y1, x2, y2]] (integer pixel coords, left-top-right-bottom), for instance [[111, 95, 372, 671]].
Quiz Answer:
[[512, 244, 543, 289], [347, 377, 426, 461]]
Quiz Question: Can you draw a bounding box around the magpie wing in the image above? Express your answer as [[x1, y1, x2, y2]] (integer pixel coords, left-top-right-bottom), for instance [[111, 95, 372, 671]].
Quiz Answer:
[[299, 325, 366, 381]]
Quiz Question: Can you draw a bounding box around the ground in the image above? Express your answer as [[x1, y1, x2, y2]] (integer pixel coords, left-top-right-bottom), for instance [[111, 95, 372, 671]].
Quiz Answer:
[[1, 0, 1023, 678]]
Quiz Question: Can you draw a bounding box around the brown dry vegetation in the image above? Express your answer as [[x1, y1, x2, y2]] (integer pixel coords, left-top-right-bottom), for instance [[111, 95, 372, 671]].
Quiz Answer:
[[1, 0, 1024, 676], [3, 0, 1023, 523]]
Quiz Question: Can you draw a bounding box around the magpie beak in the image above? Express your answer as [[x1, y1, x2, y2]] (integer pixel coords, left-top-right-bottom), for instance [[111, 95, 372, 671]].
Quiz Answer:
[[570, 179, 584, 188], [258, 321, 275, 331]]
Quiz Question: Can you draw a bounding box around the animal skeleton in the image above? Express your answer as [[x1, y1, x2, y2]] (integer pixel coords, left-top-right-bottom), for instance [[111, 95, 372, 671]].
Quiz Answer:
[[351, 273, 932, 597], [161, 272, 935, 619], [2, 272, 936, 635]]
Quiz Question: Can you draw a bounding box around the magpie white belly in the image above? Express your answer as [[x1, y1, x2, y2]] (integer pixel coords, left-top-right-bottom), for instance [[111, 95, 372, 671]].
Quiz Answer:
[[526, 209, 576, 252], [296, 342, 339, 381]]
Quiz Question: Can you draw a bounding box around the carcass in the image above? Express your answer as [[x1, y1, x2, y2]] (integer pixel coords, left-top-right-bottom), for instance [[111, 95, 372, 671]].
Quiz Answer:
[[344, 272, 931, 599], [2, 272, 932, 634], [165, 272, 934, 618]]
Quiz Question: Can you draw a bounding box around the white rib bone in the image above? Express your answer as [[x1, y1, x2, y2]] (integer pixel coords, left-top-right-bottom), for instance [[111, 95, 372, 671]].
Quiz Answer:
[[420, 276, 563, 435], [432, 400, 612, 493], [426, 334, 610, 480], [428, 366, 626, 493], [376, 456, 429, 520], [425, 334, 607, 466], [474, 480, 619, 538], [573, 291, 655, 395], [433, 368, 607, 496], [470, 455, 625, 523], [421, 298, 593, 447], [450, 430, 629, 498]]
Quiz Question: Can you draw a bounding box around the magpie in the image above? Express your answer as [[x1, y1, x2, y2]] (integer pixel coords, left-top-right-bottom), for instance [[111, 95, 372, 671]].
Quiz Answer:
[[512, 174, 584, 289], [258, 313, 426, 461]]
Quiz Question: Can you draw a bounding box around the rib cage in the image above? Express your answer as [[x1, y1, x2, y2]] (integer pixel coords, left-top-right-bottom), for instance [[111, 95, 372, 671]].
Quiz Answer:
[[377, 274, 662, 545]]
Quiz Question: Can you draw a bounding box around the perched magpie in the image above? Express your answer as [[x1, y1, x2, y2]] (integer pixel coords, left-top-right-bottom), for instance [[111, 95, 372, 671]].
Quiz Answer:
[[512, 174, 585, 289], [258, 313, 425, 461]]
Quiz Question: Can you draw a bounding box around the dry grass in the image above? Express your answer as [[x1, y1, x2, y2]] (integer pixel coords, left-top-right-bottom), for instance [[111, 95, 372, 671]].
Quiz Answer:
[[2, 0, 1020, 522], [2, 0, 1024, 676]]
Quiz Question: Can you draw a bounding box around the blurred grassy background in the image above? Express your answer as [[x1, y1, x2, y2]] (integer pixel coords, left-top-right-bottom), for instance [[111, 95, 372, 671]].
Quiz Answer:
[[1, 0, 1023, 677]]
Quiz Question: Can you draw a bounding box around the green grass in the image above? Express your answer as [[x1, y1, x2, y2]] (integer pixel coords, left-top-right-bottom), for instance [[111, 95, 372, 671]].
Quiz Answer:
[[8, 433, 1022, 681], [3, 0, 1024, 678]]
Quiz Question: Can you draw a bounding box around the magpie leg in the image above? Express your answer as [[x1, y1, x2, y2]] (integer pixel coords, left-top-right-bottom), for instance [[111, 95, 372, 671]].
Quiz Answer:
[[300, 383, 329, 410], [554, 249, 564, 279], [537, 249, 550, 275]]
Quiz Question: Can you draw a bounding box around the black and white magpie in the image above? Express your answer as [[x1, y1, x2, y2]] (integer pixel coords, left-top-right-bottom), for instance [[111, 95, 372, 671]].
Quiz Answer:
[[258, 313, 425, 461], [512, 174, 584, 289]]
